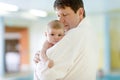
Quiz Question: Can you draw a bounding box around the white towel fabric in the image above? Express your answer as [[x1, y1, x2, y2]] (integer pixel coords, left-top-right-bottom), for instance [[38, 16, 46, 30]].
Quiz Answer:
[[34, 17, 99, 80]]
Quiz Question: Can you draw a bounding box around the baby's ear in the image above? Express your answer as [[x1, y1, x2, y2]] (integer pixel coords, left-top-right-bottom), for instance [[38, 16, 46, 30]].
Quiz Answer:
[[45, 32, 47, 37]]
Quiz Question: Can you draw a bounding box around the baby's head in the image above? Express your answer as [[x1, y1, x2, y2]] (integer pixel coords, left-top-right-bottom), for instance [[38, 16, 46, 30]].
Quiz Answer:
[[45, 20, 65, 45]]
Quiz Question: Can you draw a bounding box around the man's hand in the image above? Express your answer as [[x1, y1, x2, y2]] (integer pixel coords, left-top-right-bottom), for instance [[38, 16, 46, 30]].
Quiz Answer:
[[33, 51, 40, 63]]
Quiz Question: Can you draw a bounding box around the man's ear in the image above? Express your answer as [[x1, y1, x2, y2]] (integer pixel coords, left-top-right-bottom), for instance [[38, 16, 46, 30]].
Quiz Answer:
[[78, 8, 84, 18]]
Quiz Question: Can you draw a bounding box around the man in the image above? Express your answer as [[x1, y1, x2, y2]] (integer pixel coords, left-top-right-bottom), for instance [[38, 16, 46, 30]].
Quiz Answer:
[[34, 0, 99, 80]]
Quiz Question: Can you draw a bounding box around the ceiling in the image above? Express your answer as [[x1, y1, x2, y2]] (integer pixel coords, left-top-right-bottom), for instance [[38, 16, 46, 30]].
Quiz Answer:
[[0, 0, 55, 21], [0, 0, 119, 26], [0, 0, 55, 12], [0, 0, 120, 17], [0, 0, 120, 15]]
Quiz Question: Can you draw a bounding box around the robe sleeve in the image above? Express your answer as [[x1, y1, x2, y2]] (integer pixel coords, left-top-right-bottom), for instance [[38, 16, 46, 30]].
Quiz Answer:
[[39, 28, 86, 80], [38, 19, 99, 80]]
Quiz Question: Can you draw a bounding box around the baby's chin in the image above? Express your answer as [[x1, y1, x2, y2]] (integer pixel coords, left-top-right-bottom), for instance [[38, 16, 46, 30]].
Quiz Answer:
[[49, 42, 55, 45], [52, 41, 58, 45], [49, 40, 60, 45]]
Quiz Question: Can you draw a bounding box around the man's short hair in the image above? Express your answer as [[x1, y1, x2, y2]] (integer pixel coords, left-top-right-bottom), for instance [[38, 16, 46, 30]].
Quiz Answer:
[[54, 0, 85, 17]]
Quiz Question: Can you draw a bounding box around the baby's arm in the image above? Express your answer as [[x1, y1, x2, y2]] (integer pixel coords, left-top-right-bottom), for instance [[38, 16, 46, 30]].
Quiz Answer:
[[39, 50, 54, 68], [40, 40, 54, 68]]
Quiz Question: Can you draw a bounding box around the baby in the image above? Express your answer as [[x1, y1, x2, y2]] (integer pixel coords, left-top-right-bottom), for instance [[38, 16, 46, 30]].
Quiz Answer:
[[34, 20, 65, 80]]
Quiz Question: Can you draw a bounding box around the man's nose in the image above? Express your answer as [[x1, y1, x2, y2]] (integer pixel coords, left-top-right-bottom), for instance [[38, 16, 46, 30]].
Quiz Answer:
[[59, 16, 65, 23]]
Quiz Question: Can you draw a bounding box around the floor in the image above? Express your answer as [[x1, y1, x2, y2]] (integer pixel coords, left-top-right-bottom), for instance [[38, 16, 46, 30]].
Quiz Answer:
[[3, 73, 120, 80]]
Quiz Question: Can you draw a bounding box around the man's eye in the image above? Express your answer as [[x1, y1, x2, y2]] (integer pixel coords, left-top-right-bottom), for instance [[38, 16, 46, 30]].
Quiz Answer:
[[63, 14, 67, 16], [63, 13, 69, 16], [58, 15, 60, 17]]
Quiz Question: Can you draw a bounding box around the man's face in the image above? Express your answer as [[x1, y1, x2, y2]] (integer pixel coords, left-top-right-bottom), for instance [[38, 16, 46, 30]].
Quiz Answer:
[[56, 7, 82, 31]]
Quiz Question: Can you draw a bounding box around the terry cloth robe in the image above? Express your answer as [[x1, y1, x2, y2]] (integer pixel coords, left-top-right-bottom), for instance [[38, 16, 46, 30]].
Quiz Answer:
[[35, 17, 99, 80]]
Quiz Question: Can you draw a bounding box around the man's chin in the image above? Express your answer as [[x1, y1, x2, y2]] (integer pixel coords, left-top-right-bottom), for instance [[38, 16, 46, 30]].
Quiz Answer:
[[65, 28, 70, 32]]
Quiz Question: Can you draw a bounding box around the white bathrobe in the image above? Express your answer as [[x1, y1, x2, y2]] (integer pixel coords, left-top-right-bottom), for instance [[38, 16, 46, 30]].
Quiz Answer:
[[35, 17, 99, 80]]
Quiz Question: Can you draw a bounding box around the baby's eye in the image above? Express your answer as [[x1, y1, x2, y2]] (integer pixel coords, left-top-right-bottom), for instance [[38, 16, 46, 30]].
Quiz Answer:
[[58, 34, 62, 36], [50, 34, 54, 36]]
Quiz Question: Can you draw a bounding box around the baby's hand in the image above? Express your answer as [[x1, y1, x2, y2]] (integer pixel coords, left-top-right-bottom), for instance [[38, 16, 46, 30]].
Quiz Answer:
[[46, 59, 54, 68]]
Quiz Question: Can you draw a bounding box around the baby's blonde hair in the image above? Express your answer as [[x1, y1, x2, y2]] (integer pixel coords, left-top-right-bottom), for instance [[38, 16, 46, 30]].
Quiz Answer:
[[47, 20, 64, 30]]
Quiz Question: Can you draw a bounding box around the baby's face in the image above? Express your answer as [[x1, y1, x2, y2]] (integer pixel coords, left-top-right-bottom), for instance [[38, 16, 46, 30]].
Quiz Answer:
[[46, 28, 64, 44]]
